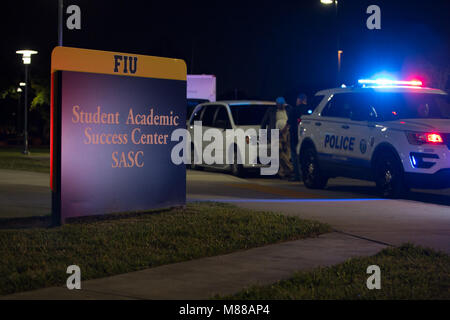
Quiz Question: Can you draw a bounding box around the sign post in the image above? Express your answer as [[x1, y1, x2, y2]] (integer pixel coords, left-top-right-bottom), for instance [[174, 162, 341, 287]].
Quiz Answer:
[[51, 47, 186, 225]]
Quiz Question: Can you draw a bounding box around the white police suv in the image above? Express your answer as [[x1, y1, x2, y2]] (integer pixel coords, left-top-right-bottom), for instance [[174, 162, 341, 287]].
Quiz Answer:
[[297, 79, 450, 197]]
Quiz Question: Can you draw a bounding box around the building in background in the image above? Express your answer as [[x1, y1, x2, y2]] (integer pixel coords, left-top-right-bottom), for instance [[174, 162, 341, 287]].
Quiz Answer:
[[187, 75, 216, 102]]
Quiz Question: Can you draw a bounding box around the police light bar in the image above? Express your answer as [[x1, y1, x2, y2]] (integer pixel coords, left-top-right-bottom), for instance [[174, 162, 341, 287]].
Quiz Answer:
[[358, 79, 423, 87]]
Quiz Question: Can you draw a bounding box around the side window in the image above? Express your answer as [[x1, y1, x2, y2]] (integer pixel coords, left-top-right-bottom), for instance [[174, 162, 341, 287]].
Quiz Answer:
[[213, 106, 231, 129], [201, 105, 220, 127], [436, 94, 450, 119], [349, 94, 378, 121], [321, 94, 352, 118], [320, 96, 335, 117]]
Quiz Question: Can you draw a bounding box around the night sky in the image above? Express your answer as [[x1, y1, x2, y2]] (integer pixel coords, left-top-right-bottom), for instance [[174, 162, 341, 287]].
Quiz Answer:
[[1, 0, 449, 103]]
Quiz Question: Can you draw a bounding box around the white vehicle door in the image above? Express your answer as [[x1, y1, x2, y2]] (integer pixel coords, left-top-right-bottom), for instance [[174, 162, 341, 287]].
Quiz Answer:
[[200, 104, 221, 166], [346, 93, 379, 166], [298, 94, 326, 154], [188, 105, 204, 163], [212, 105, 232, 168], [317, 93, 355, 162]]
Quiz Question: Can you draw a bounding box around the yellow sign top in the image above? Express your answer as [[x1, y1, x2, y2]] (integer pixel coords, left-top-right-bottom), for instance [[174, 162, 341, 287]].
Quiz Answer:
[[51, 47, 186, 81]]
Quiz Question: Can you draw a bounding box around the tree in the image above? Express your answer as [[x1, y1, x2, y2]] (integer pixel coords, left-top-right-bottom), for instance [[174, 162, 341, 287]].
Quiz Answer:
[[0, 77, 51, 144]]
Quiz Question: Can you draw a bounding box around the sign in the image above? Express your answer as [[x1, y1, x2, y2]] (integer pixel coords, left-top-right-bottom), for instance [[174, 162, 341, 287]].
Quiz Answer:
[[51, 47, 186, 224], [187, 74, 216, 102]]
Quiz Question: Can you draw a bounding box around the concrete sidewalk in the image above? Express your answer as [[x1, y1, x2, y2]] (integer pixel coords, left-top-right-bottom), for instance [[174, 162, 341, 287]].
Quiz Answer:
[[2, 232, 386, 300]]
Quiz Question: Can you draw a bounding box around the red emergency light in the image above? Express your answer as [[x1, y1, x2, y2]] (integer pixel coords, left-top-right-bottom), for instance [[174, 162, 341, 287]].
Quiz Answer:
[[358, 79, 423, 87]]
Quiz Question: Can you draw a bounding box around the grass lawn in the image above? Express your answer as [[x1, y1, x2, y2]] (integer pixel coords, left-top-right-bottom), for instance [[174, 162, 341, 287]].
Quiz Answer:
[[221, 244, 450, 300], [0, 147, 50, 173], [0, 202, 330, 296]]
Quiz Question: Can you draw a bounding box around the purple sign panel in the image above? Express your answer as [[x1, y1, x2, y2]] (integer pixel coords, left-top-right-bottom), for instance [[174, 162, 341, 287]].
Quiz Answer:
[[58, 70, 186, 222]]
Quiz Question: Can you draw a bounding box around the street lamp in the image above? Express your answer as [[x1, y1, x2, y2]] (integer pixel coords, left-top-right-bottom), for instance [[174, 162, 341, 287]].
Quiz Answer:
[[16, 87, 23, 135], [320, 0, 341, 84], [16, 49, 38, 155]]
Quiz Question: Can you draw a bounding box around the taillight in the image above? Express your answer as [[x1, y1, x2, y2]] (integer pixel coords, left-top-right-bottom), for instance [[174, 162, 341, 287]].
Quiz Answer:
[[406, 132, 444, 145], [427, 133, 443, 143]]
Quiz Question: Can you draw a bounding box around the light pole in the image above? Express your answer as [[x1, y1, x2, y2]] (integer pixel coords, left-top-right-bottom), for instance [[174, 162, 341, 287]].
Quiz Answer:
[[16, 50, 38, 155], [58, 0, 64, 46], [17, 85, 24, 135], [320, 0, 341, 84]]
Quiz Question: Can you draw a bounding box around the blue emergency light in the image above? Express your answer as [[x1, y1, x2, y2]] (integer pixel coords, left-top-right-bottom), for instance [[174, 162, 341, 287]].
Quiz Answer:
[[358, 79, 423, 87]]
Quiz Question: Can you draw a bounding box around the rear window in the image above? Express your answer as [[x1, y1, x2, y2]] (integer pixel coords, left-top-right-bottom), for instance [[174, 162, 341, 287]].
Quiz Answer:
[[321, 92, 450, 121], [363, 92, 449, 121], [230, 105, 274, 126], [350, 93, 450, 121]]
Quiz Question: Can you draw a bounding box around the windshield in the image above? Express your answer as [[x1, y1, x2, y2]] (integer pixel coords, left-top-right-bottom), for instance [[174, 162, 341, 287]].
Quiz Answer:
[[187, 99, 208, 119], [371, 92, 450, 121], [230, 105, 274, 126]]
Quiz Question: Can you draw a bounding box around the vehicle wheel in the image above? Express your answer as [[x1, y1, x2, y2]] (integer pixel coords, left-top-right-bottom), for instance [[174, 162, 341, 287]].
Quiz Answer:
[[230, 146, 244, 177], [300, 147, 328, 189], [374, 151, 408, 198], [189, 144, 202, 171]]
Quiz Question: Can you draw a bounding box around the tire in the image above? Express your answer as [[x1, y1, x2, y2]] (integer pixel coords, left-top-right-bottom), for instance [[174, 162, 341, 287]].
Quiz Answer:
[[230, 145, 244, 177], [300, 147, 328, 189], [373, 151, 409, 198]]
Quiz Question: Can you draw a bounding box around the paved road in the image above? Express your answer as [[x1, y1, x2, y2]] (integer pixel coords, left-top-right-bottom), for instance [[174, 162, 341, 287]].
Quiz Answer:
[[1, 168, 449, 253], [187, 169, 450, 254], [0, 170, 50, 218]]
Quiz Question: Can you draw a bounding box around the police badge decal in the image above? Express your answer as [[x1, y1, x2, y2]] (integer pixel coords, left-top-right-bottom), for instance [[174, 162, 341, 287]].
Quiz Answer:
[[360, 139, 367, 154]]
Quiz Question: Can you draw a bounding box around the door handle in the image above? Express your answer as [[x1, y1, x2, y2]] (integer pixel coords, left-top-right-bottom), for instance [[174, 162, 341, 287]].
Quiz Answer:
[[315, 122, 322, 126], [341, 125, 350, 129]]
